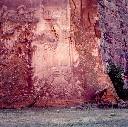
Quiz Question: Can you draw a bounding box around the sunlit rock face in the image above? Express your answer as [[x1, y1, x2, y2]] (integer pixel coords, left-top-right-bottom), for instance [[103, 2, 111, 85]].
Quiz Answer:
[[0, 0, 118, 108], [32, 0, 85, 106]]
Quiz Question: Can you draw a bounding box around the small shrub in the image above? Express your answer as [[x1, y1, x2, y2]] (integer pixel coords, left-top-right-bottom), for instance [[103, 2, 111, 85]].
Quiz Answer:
[[107, 60, 128, 99]]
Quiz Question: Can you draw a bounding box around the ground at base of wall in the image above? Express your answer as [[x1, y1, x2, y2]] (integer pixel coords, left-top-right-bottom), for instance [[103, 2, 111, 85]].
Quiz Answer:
[[0, 107, 128, 127]]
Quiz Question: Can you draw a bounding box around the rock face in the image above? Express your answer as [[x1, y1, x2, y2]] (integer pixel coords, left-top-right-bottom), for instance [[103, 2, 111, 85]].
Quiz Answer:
[[69, 0, 117, 104], [0, 0, 118, 108], [99, 0, 128, 87]]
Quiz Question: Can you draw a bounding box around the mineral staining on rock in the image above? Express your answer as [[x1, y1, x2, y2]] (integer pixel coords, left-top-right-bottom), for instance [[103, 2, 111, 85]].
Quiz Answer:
[[0, 4, 38, 108], [70, 0, 117, 103], [32, 0, 85, 106], [0, 0, 118, 108]]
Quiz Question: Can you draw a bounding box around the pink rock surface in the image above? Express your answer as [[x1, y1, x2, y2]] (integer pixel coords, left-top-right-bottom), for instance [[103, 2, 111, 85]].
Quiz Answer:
[[0, 0, 118, 108]]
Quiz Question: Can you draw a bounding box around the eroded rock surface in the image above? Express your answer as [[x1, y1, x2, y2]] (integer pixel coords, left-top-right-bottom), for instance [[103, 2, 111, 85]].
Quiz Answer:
[[99, 0, 128, 87], [0, 0, 118, 108]]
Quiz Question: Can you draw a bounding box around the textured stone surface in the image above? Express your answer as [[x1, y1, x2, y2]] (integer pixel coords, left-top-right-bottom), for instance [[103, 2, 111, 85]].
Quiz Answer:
[[70, 0, 117, 103], [0, 0, 118, 108], [99, 0, 128, 87]]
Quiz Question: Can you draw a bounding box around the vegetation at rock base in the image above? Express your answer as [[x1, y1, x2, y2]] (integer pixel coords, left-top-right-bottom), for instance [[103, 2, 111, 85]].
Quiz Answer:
[[107, 60, 128, 99]]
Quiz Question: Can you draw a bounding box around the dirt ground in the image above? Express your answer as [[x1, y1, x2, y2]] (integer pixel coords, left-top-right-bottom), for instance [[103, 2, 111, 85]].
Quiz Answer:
[[0, 107, 128, 127]]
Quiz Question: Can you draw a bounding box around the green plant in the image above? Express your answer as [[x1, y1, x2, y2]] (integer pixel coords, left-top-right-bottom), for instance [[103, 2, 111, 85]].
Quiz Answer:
[[107, 60, 128, 99]]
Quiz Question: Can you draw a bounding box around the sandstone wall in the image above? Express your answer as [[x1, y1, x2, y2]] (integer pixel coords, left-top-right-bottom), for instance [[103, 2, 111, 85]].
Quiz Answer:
[[70, 0, 117, 103], [0, 0, 118, 108]]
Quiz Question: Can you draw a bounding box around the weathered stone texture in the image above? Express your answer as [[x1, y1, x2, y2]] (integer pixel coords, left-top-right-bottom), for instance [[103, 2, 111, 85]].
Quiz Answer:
[[99, 0, 128, 86], [70, 0, 117, 103], [99, 0, 128, 71], [0, 0, 118, 108]]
